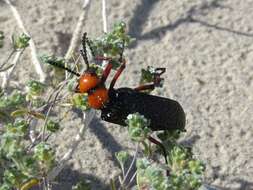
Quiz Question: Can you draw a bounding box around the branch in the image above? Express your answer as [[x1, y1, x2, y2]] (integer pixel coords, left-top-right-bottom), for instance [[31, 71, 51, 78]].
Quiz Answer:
[[102, 0, 108, 68], [64, 0, 91, 78], [102, 0, 108, 33], [64, 0, 91, 61], [122, 144, 139, 186], [3, 0, 46, 82], [1, 50, 24, 89]]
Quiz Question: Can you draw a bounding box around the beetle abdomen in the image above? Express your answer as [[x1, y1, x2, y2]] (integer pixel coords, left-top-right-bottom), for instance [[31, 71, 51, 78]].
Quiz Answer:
[[101, 88, 185, 131]]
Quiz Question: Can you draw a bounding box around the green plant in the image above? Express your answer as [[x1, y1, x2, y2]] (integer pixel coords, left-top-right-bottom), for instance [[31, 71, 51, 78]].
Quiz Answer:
[[88, 21, 134, 68], [0, 33, 30, 73], [12, 33, 30, 51], [114, 113, 205, 190], [0, 21, 205, 190]]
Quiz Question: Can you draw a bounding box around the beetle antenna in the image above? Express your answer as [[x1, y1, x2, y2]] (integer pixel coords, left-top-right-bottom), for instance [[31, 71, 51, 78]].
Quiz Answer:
[[81, 33, 90, 70], [46, 60, 80, 77], [86, 38, 96, 58]]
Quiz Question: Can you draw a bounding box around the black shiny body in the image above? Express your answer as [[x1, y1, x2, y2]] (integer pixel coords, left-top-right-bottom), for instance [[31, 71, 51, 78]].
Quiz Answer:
[[101, 88, 186, 131]]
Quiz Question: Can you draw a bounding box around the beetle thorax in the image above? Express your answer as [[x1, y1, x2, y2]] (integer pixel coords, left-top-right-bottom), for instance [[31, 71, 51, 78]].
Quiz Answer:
[[78, 72, 109, 109], [88, 87, 109, 109]]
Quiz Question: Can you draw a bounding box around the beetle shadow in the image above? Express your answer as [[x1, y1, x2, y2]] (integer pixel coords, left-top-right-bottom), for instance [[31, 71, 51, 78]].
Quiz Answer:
[[178, 134, 201, 147], [128, 0, 159, 47], [229, 178, 253, 190], [47, 164, 137, 190], [88, 116, 137, 186], [51, 165, 110, 190], [128, 0, 253, 48], [88, 116, 123, 156], [203, 178, 253, 190], [50, 109, 136, 189], [71, 108, 124, 164]]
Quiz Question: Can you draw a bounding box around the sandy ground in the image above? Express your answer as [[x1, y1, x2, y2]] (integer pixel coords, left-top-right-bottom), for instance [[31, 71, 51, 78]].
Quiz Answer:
[[0, 0, 253, 189]]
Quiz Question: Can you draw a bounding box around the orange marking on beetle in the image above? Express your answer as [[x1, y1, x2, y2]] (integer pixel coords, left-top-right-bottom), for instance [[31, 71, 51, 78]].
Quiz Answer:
[[88, 87, 109, 109], [79, 73, 100, 93]]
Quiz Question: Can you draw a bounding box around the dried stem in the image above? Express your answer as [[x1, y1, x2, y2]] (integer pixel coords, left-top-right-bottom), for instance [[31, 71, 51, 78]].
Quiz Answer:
[[101, 0, 108, 68], [41, 81, 67, 141], [122, 143, 139, 186], [64, 0, 91, 78], [127, 171, 137, 188], [3, 0, 46, 82], [1, 49, 24, 89], [102, 0, 108, 33], [0, 49, 15, 70]]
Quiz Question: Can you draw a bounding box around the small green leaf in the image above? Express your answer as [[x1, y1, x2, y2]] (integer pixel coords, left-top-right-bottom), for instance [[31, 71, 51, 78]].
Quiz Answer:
[[125, 113, 151, 142], [140, 66, 155, 84], [87, 21, 134, 69], [12, 33, 30, 50], [28, 111, 45, 120], [115, 151, 129, 165], [46, 120, 60, 132], [11, 109, 29, 117], [26, 80, 45, 96], [33, 143, 55, 172], [0, 90, 26, 109], [71, 93, 89, 111]]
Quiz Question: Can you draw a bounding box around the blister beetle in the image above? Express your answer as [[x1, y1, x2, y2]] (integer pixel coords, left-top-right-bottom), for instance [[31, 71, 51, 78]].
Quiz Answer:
[[46, 33, 186, 166]]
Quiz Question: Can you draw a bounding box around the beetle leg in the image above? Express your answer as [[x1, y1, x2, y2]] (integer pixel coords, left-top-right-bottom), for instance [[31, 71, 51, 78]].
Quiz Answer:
[[74, 84, 80, 93], [148, 136, 170, 176], [134, 84, 155, 91], [95, 56, 113, 61], [100, 62, 113, 84], [86, 37, 96, 57], [93, 56, 114, 84], [148, 136, 168, 164], [109, 59, 126, 90], [153, 67, 166, 87], [134, 67, 166, 92]]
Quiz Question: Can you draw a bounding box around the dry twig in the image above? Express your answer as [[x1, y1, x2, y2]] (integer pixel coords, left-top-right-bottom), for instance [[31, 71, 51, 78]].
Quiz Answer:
[[64, 0, 91, 78], [1, 50, 24, 89], [122, 144, 139, 186], [101, 0, 108, 68], [102, 0, 108, 33], [3, 0, 46, 82]]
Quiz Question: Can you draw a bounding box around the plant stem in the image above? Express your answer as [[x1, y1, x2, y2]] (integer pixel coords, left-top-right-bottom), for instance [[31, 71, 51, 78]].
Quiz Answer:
[[122, 143, 139, 186], [102, 0, 108, 33], [64, 0, 91, 79], [101, 0, 108, 68], [1, 49, 25, 89], [3, 0, 46, 82], [110, 178, 117, 190], [0, 49, 15, 70]]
